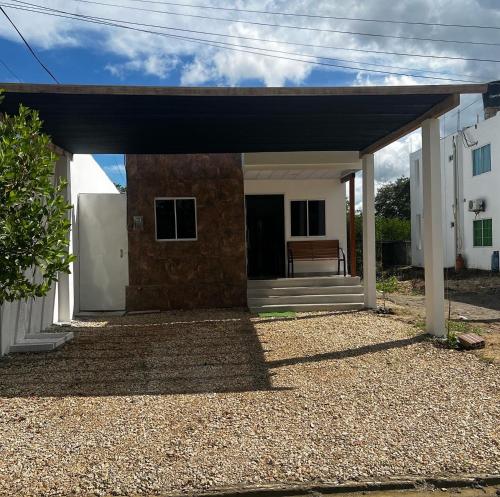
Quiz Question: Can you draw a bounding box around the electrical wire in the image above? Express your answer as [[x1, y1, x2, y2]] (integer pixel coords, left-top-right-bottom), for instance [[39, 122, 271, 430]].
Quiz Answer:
[[113, 0, 500, 32], [0, 2, 484, 83], [446, 97, 483, 121], [3, 1, 482, 81], [0, 5, 58, 82], [9, 0, 500, 64], [21, 0, 500, 48], [0, 55, 21, 81]]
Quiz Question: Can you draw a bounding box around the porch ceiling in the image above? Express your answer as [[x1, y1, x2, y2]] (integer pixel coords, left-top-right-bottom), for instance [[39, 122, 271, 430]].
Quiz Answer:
[[0, 83, 487, 155]]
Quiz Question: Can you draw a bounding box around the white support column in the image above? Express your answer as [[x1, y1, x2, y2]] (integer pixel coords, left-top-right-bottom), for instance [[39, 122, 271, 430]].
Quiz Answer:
[[54, 155, 72, 323], [422, 118, 445, 337], [362, 154, 376, 308]]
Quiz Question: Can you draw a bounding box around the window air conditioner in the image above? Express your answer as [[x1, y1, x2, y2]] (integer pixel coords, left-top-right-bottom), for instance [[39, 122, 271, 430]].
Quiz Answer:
[[468, 199, 486, 212]]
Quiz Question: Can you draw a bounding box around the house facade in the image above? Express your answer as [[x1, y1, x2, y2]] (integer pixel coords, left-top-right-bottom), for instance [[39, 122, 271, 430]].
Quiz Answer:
[[410, 110, 500, 270], [125, 152, 360, 312]]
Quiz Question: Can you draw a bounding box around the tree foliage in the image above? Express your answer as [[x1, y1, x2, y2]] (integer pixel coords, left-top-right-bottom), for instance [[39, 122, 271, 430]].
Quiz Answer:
[[374, 177, 411, 219], [114, 182, 127, 193], [0, 99, 74, 303], [353, 212, 410, 242]]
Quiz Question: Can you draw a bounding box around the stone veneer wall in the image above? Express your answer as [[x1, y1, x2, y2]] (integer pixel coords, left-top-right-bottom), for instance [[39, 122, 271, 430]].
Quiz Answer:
[[125, 154, 247, 311]]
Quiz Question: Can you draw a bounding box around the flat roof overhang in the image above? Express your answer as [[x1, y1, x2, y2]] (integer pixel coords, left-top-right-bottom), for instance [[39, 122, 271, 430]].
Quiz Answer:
[[0, 83, 488, 155]]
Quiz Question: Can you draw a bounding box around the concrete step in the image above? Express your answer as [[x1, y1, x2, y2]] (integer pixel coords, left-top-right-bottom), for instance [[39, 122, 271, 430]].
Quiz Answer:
[[248, 285, 364, 297], [248, 276, 360, 289], [9, 331, 74, 354], [250, 302, 364, 313], [248, 293, 364, 306]]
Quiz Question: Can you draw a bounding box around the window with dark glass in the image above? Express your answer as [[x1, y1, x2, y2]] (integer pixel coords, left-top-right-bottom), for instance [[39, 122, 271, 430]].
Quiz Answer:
[[290, 200, 326, 237], [155, 198, 197, 240], [472, 144, 491, 176]]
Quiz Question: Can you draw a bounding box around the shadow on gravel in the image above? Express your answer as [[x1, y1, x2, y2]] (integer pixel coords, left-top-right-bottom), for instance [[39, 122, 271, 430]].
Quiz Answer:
[[267, 333, 428, 369], [448, 290, 500, 313], [0, 311, 278, 398]]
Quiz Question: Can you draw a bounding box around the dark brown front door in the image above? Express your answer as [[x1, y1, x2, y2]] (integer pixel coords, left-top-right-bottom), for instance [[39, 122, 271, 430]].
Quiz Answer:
[[245, 195, 285, 279]]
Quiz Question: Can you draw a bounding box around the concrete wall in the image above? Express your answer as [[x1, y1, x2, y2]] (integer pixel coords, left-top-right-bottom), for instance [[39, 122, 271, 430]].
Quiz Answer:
[[125, 154, 247, 311], [410, 137, 456, 269], [410, 112, 500, 270], [461, 114, 500, 270], [244, 178, 347, 274], [0, 154, 117, 355], [70, 155, 119, 315]]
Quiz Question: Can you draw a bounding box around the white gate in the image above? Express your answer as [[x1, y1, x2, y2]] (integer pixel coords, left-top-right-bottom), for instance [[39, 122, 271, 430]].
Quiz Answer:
[[78, 193, 128, 311]]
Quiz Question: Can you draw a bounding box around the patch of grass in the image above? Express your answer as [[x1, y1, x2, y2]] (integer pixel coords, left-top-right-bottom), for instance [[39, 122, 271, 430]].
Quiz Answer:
[[258, 311, 297, 319], [447, 320, 483, 335], [413, 319, 483, 348]]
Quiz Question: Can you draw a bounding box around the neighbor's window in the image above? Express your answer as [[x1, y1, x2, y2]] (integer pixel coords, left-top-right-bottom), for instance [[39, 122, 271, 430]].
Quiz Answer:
[[291, 200, 326, 236], [155, 198, 197, 240], [472, 144, 491, 176], [473, 218, 492, 247]]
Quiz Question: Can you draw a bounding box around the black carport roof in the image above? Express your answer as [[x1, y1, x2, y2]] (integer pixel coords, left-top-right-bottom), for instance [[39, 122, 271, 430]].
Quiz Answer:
[[0, 83, 488, 155]]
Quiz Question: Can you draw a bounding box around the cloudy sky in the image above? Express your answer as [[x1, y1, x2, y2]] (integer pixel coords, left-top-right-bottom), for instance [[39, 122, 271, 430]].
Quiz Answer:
[[0, 0, 497, 196]]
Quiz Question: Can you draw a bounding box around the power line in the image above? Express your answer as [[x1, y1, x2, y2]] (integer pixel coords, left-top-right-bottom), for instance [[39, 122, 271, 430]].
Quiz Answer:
[[5, 1, 481, 81], [1, 2, 482, 83], [118, 0, 500, 32], [0, 55, 21, 81], [446, 96, 483, 120], [26, 0, 500, 48], [0, 5, 58, 82], [9, 0, 500, 64]]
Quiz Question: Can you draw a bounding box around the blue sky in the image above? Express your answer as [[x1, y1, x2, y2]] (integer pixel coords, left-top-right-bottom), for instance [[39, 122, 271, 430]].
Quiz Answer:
[[0, 0, 497, 188]]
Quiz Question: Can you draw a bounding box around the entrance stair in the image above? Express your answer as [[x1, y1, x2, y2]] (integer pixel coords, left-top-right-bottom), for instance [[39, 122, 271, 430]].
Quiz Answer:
[[248, 275, 364, 313]]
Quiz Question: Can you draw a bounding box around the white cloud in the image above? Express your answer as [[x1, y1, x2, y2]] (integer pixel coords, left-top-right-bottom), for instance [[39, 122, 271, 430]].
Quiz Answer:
[[2, 0, 499, 85], [105, 54, 179, 79]]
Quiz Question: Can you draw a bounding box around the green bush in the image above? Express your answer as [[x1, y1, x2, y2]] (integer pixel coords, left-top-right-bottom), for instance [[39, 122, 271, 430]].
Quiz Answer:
[[376, 275, 400, 293], [0, 99, 74, 303]]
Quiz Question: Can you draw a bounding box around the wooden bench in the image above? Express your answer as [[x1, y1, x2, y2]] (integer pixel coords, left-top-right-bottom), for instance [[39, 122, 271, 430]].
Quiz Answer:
[[287, 240, 346, 277]]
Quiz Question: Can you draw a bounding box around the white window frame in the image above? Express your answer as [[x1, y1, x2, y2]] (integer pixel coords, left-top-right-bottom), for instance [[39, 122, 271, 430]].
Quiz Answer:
[[154, 197, 198, 241], [289, 199, 327, 238], [472, 217, 493, 248], [472, 143, 492, 177]]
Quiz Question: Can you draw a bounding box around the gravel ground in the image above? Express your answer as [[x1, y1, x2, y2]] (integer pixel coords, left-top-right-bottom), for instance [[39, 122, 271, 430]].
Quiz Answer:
[[0, 309, 499, 497]]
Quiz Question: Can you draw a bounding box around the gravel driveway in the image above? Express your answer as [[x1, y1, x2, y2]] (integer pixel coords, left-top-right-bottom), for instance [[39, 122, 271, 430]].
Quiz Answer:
[[0, 309, 498, 497]]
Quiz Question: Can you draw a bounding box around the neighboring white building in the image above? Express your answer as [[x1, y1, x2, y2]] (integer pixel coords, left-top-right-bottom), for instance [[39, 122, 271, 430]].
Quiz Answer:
[[0, 154, 119, 355], [410, 111, 500, 271]]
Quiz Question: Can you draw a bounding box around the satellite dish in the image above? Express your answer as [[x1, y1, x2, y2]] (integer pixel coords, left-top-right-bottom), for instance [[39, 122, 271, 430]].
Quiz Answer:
[[462, 128, 478, 147]]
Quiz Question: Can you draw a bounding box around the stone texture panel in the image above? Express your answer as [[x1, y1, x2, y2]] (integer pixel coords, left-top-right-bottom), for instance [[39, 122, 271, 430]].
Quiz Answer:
[[126, 154, 247, 311]]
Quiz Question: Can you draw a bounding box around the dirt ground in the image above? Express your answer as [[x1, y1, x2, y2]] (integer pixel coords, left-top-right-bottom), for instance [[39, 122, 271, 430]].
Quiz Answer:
[[382, 270, 500, 364], [0, 309, 498, 497]]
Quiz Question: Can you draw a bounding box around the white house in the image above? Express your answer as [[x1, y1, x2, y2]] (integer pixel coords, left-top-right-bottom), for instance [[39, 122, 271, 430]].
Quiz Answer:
[[0, 154, 119, 354], [410, 110, 500, 271]]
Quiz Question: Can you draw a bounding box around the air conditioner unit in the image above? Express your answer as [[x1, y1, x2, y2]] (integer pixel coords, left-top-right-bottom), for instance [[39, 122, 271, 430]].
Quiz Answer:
[[468, 199, 486, 212]]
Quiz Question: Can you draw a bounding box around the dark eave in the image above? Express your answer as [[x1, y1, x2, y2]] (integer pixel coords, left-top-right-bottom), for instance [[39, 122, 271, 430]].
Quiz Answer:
[[0, 82, 487, 155]]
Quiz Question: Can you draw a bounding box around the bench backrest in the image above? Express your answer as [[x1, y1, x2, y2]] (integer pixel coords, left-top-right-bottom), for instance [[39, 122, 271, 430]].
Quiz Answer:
[[287, 240, 340, 260]]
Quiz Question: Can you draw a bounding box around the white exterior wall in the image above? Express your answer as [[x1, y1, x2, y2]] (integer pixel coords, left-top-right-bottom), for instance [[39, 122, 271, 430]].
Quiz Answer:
[[244, 178, 347, 274], [461, 114, 500, 270], [0, 154, 118, 355], [410, 112, 500, 270], [410, 136, 456, 268], [69, 155, 119, 316]]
